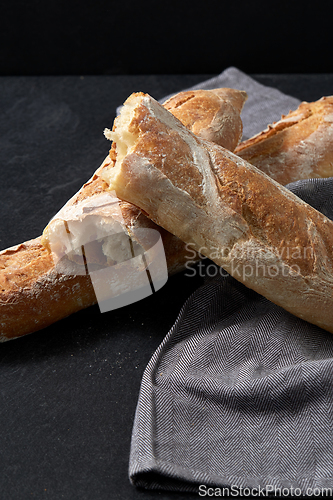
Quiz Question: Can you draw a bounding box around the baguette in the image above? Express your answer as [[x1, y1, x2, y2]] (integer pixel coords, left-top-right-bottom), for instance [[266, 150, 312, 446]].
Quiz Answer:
[[0, 200, 190, 342], [235, 96, 333, 185], [105, 92, 333, 334], [0, 238, 95, 342], [163, 88, 247, 150], [42, 89, 247, 262], [0, 88, 247, 341]]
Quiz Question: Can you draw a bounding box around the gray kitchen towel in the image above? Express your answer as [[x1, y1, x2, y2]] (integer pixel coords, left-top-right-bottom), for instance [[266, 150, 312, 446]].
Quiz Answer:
[[128, 70, 333, 496]]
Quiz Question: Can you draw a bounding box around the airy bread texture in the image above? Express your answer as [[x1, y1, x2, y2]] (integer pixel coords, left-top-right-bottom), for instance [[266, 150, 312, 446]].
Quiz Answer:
[[1, 88, 247, 341], [235, 96, 333, 185], [106, 93, 333, 334]]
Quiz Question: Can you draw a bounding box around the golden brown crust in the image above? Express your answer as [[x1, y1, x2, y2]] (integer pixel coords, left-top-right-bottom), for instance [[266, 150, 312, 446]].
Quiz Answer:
[[235, 96, 333, 185], [0, 239, 52, 292], [0, 238, 96, 341], [108, 93, 333, 334], [163, 88, 247, 151]]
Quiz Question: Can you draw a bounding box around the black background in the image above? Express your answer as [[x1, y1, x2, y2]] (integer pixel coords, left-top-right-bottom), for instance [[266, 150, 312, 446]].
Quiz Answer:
[[0, 0, 333, 75]]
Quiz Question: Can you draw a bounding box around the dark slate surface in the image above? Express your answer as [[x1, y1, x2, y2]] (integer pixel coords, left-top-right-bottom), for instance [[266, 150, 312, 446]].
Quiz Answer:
[[0, 74, 332, 500]]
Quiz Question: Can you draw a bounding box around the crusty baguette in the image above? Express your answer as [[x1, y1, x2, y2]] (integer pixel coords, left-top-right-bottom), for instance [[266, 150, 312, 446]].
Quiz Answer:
[[41, 157, 192, 275], [41, 88, 247, 272], [0, 205, 192, 342], [235, 96, 333, 185], [0, 88, 247, 341], [0, 161, 193, 342], [163, 88, 247, 150], [0, 238, 96, 341], [105, 92, 333, 334]]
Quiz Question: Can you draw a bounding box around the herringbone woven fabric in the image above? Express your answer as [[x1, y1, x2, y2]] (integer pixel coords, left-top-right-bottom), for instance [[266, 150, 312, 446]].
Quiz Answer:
[[128, 71, 333, 495]]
